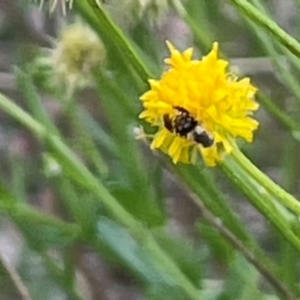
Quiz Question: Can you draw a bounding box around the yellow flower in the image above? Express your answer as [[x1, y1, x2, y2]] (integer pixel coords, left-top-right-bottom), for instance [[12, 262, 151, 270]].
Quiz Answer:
[[139, 42, 259, 166]]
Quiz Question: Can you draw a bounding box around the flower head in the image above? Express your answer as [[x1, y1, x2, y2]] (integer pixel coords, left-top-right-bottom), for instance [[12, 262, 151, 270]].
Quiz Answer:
[[51, 23, 106, 96], [105, 0, 173, 28], [37, 0, 74, 14], [26, 22, 106, 99], [139, 42, 259, 166]]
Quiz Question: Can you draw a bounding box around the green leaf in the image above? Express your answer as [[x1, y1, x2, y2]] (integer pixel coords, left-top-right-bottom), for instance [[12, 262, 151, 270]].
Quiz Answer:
[[198, 222, 234, 265], [218, 255, 273, 300], [153, 229, 203, 288], [96, 217, 168, 282]]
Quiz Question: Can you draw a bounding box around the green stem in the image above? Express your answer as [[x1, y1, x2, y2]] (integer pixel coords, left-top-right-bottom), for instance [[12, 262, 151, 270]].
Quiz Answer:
[[232, 147, 300, 217], [258, 93, 300, 134], [280, 137, 300, 292], [174, 165, 289, 288], [65, 101, 108, 176], [193, 194, 296, 300], [229, 0, 300, 58], [176, 164, 251, 243], [250, 0, 300, 74], [75, 0, 152, 82], [42, 253, 84, 300], [221, 152, 300, 253], [238, 1, 300, 108], [14, 67, 59, 135], [0, 251, 33, 300], [0, 93, 199, 300], [171, 0, 213, 50]]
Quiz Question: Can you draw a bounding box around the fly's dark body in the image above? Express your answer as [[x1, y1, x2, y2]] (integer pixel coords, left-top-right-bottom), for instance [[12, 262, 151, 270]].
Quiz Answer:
[[163, 106, 214, 148]]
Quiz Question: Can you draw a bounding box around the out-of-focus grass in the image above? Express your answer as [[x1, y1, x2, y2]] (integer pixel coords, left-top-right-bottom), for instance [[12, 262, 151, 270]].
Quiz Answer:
[[0, 0, 299, 299]]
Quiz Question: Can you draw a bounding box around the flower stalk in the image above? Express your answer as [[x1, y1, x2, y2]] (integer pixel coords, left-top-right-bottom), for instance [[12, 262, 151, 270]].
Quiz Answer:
[[228, 0, 300, 59], [75, 0, 152, 82], [221, 147, 300, 253], [231, 145, 300, 217]]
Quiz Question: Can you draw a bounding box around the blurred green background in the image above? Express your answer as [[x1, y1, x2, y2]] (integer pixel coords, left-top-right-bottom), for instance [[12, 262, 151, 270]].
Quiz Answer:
[[0, 0, 299, 299]]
